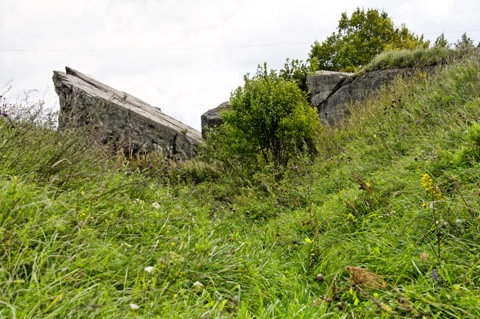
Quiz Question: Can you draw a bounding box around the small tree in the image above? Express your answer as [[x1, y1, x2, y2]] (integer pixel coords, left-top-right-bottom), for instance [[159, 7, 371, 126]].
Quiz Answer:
[[309, 8, 429, 72], [455, 33, 476, 52], [434, 33, 450, 48], [207, 64, 320, 171]]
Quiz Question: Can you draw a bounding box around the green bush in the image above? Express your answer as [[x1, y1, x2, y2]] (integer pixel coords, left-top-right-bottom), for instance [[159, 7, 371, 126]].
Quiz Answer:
[[205, 64, 320, 172]]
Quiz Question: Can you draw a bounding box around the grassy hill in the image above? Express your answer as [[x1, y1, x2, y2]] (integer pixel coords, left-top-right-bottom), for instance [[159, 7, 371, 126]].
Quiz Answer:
[[1, 51, 480, 318]]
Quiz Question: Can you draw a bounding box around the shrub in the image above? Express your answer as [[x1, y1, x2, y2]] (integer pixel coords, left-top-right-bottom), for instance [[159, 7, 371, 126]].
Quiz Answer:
[[205, 64, 320, 173]]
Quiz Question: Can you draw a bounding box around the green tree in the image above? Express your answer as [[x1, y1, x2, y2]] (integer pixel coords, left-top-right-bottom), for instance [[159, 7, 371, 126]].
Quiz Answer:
[[309, 8, 429, 72], [207, 64, 320, 170], [455, 33, 475, 51], [434, 33, 450, 48]]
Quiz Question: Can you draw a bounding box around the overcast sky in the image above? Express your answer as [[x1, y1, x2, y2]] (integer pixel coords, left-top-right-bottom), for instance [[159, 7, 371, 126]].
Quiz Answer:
[[1, 0, 479, 131]]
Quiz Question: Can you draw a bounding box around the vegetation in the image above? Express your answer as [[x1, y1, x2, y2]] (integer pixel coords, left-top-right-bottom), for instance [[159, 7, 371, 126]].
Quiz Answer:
[[279, 58, 315, 99], [309, 8, 430, 72], [358, 47, 455, 73], [2, 8, 480, 316], [204, 64, 320, 171], [278, 11, 478, 100], [358, 34, 479, 74], [1, 47, 480, 318], [455, 33, 478, 52]]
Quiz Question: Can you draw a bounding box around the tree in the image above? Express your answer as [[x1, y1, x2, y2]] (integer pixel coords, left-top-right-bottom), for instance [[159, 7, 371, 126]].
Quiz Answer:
[[434, 33, 450, 48], [309, 8, 429, 72], [455, 33, 475, 51], [207, 64, 320, 170]]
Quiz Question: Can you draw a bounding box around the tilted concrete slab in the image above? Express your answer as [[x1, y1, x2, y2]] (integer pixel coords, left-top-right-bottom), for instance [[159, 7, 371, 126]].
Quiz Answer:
[[53, 67, 202, 157]]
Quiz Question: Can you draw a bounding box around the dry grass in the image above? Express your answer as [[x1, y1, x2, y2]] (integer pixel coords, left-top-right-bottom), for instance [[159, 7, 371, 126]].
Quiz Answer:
[[346, 266, 386, 290]]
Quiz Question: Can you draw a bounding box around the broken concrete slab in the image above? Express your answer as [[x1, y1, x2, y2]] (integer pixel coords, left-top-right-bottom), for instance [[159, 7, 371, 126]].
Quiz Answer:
[[53, 67, 202, 157]]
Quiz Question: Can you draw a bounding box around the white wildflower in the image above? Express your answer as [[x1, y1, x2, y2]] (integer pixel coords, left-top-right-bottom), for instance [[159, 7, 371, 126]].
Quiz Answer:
[[144, 266, 154, 273], [129, 303, 139, 310]]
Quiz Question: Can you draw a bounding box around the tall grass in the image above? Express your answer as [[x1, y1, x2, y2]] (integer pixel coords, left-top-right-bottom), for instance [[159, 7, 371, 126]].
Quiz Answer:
[[359, 47, 457, 73], [1, 51, 480, 318]]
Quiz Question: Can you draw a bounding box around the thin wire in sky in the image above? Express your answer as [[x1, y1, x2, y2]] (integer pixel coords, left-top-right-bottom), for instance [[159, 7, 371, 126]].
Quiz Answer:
[[0, 42, 312, 53]]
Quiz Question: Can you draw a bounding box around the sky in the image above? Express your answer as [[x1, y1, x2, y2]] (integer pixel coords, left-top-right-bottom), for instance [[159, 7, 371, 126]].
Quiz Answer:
[[1, 0, 479, 131]]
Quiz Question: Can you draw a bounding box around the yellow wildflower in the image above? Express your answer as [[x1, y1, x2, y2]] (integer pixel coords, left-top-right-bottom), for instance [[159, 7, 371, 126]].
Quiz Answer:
[[421, 173, 442, 199]]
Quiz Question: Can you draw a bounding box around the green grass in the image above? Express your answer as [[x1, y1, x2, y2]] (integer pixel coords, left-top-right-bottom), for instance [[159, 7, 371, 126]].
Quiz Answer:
[[358, 47, 457, 73], [1, 51, 480, 318]]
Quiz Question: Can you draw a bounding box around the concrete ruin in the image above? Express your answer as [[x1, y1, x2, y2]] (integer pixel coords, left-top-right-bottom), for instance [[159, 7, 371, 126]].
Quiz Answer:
[[307, 68, 426, 124], [53, 67, 202, 157]]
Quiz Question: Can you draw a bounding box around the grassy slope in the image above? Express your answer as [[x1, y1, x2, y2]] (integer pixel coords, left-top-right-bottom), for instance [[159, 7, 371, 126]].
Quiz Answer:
[[1, 52, 480, 318]]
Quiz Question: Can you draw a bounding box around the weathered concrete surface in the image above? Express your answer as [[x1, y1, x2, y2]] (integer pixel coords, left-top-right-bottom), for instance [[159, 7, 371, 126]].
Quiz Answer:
[[307, 70, 354, 107], [53, 67, 202, 157], [310, 67, 436, 124], [200, 101, 230, 138]]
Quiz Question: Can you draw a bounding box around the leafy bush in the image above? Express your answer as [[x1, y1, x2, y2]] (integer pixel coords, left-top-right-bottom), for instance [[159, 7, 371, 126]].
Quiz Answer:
[[279, 58, 315, 99], [204, 64, 320, 172]]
